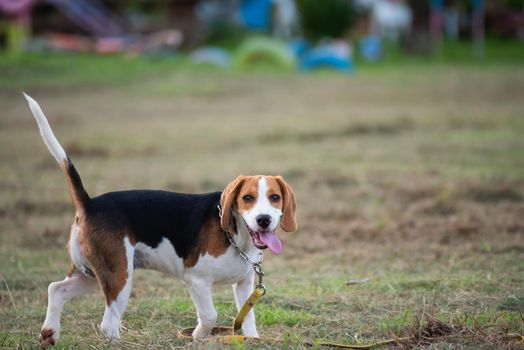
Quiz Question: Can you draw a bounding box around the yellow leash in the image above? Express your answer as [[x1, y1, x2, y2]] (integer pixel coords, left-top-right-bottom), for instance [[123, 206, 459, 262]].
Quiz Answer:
[[233, 285, 265, 333]]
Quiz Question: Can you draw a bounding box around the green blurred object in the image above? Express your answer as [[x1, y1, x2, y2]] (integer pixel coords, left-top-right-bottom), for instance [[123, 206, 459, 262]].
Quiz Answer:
[[233, 37, 296, 70], [5, 21, 28, 54], [296, 0, 355, 41]]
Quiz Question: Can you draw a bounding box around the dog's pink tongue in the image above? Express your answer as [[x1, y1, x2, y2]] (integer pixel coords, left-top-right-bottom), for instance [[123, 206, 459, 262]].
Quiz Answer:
[[259, 230, 282, 254]]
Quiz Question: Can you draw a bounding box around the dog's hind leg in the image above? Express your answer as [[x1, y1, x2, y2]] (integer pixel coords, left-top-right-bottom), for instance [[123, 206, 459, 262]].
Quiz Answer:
[[40, 268, 96, 347], [97, 237, 135, 341]]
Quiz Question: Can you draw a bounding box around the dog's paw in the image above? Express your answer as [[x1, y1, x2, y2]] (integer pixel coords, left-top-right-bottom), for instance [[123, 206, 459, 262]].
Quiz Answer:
[[100, 324, 120, 341], [191, 326, 211, 340], [39, 328, 57, 347], [243, 330, 259, 338]]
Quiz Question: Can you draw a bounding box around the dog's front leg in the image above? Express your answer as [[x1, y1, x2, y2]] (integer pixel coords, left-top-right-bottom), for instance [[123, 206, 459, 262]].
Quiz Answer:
[[233, 271, 259, 338], [188, 279, 217, 339]]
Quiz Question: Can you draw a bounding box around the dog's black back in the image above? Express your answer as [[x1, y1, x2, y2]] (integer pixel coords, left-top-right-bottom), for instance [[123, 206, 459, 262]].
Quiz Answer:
[[85, 190, 222, 259]]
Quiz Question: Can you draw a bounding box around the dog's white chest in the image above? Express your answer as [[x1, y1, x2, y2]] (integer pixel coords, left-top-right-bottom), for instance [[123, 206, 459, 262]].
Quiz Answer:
[[185, 246, 257, 285]]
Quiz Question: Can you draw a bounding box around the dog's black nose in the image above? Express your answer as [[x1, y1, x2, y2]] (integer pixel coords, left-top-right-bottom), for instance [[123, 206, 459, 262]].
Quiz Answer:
[[256, 215, 271, 229]]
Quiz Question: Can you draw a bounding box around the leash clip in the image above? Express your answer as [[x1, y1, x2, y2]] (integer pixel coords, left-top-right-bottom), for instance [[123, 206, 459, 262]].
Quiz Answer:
[[253, 263, 266, 295]]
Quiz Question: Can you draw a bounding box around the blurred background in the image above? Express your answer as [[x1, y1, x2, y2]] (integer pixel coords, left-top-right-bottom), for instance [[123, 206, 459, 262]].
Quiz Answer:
[[1, 1, 524, 349], [0, 0, 523, 65]]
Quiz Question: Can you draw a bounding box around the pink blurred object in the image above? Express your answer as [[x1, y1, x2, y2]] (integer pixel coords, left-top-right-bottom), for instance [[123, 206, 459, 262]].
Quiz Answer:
[[48, 33, 92, 52], [35, 30, 182, 54], [0, 0, 182, 55], [95, 37, 126, 54], [0, 0, 35, 15], [127, 30, 182, 55]]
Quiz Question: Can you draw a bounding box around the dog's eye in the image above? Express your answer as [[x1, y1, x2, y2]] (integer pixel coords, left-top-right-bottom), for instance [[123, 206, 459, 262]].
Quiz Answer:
[[269, 194, 280, 202], [242, 195, 254, 202]]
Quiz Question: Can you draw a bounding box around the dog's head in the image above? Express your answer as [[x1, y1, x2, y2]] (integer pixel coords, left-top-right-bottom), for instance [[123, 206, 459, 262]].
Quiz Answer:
[[220, 175, 297, 254]]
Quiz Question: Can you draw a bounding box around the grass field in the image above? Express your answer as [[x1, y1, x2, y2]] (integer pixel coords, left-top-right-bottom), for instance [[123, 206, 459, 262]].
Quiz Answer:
[[1, 52, 524, 349]]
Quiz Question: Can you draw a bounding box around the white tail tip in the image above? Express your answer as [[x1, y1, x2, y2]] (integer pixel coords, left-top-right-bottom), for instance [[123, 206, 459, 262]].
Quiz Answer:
[[24, 92, 68, 164]]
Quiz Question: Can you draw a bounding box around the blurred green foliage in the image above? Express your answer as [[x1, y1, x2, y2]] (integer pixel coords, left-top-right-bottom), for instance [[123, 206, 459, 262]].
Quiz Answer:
[[204, 23, 249, 50], [502, 0, 523, 9], [296, 0, 356, 41]]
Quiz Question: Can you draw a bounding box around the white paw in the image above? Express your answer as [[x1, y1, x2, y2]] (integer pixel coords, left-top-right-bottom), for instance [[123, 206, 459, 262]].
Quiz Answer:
[[100, 322, 120, 341], [243, 328, 259, 338], [192, 325, 212, 340]]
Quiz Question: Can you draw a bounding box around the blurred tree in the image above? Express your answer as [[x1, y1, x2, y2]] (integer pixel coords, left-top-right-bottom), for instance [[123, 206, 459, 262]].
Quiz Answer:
[[503, 0, 523, 10], [296, 0, 355, 41]]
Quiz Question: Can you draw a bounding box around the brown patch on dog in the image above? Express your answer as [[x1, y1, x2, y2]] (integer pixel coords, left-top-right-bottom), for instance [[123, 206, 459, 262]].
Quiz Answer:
[[184, 216, 230, 268], [236, 176, 261, 212], [61, 158, 90, 215], [67, 264, 77, 278], [265, 176, 284, 210], [74, 219, 129, 305], [220, 175, 254, 232], [272, 176, 298, 232]]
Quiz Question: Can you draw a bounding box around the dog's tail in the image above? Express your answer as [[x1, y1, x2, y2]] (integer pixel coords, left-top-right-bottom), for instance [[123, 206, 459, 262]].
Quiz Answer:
[[24, 93, 90, 213]]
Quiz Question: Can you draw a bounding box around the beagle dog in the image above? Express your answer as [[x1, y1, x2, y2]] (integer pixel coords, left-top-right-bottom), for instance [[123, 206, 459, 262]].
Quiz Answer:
[[23, 94, 297, 347]]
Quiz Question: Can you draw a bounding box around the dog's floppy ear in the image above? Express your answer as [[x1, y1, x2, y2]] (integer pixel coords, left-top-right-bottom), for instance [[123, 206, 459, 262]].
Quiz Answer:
[[220, 175, 247, 232], [274, 176, 297, 232]]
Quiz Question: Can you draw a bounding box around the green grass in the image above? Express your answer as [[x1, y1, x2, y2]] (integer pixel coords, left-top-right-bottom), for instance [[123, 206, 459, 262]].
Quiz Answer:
[[0, 39, 523, 91], [359, 38, 524, 67], [1, 48, 524, 349], [0, 53, 186, 90]]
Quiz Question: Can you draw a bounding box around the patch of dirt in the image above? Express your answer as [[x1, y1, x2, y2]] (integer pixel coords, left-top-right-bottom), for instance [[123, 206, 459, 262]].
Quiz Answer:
[[391, 182, 441, 203], [258, 118, 415, 144], [464, 183, 523, 203], [404, 198, 456, 217], [446, 216, 481, 237], [399, 314, 524, 349]]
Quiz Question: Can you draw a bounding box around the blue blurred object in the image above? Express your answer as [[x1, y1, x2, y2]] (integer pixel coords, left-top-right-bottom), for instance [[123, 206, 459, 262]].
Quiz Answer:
[[288, 38, 310, 57], [299, 40, 354, 73], [430, 0, 444, 10], [359, 35, 382, 62], [190, 47, 231, 67], [472, 0, 484, 10], [240, 0, 272, 30]]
